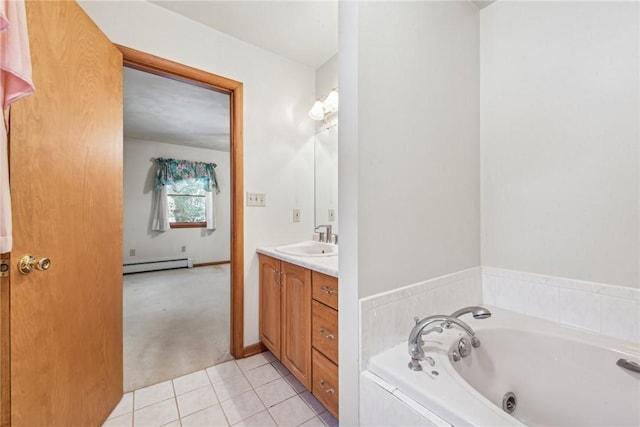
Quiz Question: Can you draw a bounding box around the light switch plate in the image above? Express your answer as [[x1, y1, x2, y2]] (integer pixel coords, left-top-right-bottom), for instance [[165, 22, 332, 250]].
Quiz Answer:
[[293, 208, 301, 222], [328, 209, 335, 221], [247, 192, 266, 207]]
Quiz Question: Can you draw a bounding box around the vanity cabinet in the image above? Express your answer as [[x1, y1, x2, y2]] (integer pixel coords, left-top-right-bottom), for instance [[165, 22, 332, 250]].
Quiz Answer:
[[258, 254, 339, 419], [280, 261, 312, 388], [259, 255, 282, 358], [310, 271, 339, 419], [258, 254, 312, 388]]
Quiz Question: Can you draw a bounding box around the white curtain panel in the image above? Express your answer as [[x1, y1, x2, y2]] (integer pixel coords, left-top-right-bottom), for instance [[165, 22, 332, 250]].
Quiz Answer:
[[151, 186, 170, 232], [205, 191, 216, 231]]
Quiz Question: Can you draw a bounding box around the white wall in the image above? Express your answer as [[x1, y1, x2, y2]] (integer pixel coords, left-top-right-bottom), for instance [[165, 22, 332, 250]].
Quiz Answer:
[[355, 1, 481, 299], [80, 0, 316, 345], [316, 55, 338, 103], [340, 2, 480, 425], [480, 1, 640, 288], [123, 138, 230, 265]]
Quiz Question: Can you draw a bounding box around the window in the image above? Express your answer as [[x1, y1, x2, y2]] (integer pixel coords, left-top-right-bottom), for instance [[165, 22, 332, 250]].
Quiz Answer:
[[167, 178, 207, 228]]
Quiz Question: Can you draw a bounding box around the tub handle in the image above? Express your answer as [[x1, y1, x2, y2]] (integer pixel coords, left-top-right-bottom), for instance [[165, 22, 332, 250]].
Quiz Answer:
[[617, 358, 640, 374]]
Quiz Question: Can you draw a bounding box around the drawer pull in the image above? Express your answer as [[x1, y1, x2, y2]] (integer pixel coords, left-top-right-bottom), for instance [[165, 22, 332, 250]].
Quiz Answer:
[[319, 327, 335, 340], [319, 286, 336, 295], [319, 379, 335, 394]]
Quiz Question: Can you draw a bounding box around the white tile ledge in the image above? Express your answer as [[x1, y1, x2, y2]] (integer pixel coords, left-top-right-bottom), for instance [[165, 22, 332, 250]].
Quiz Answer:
[[482, 266, 640, 301]]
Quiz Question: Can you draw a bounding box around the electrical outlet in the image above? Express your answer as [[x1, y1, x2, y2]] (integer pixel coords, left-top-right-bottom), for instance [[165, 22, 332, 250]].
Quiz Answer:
[[293, 208, 301, 222], [129, 249, 136, 256], [181, 245, 186, 252], [328, 209, 335, 221]]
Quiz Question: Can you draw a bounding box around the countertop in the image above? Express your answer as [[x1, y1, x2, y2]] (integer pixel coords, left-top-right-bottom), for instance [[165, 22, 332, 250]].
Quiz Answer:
[[256, 245, 338, 278]]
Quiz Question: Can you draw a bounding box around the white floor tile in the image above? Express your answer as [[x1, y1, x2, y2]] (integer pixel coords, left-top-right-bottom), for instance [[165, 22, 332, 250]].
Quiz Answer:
[[177, 385, 218, 417], [207, 360, 243, 383], [299, 391, 326, 415], [269, 396, 315, 427], [299, 416, 326, 427], [213, 373, 252, 402], [283, 374, 307, 394], [108, 393, 133, 419], [244, 364, 280, 388], [173, 370, 212, 396], [133, 398, 179, 427], [220, 390, 266, 425], [232, 410, 277, 427], [236, 354, 269, 372], [160, 421, 181, 427], [254, 378, 296, 408], [181, 404, 229, 427], [134, 381, 175, 409], [102, 412, 132, 427]]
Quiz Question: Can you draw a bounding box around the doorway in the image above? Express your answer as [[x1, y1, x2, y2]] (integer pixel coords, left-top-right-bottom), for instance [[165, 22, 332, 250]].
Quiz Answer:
[[117, 45, 245, 387]]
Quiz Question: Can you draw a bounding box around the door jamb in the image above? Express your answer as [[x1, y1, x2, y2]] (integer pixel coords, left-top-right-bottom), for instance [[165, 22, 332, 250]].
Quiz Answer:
[[116, 45, 245, 358]]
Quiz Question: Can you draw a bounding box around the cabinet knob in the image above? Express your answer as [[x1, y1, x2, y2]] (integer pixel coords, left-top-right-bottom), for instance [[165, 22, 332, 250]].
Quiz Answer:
[[319, 286, 336, 295], [319, 379, 335, 394], [319, 327, 335, 340]]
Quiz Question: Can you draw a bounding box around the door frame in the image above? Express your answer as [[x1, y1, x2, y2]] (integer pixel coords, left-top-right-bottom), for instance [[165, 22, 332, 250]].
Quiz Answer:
[[117, 45, 245, 358]]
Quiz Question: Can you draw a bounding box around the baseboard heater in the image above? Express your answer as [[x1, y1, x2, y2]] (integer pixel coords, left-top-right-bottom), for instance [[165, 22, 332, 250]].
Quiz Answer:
[[123, 257, 193, 274]]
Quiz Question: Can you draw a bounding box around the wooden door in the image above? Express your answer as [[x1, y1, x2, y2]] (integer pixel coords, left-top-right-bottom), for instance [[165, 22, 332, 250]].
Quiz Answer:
[[259, 255, 281, 358], [5, 1, 123, 425], [280, 261, 311, 388]]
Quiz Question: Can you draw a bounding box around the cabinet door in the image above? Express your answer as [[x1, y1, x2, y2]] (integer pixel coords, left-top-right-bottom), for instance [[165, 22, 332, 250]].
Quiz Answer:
[[281, 261, 312, 388], [259, 255, 281, 358]]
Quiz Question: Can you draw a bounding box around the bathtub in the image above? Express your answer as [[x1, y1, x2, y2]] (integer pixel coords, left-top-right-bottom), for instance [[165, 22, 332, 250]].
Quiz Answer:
[[368, 306, 640, 426]]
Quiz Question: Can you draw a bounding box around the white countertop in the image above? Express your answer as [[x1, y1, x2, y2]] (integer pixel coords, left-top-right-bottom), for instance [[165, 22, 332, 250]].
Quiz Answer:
[[256, 245, 338, 278]]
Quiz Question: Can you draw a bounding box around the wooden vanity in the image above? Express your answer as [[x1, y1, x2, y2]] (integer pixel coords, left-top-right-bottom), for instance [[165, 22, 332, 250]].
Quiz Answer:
[[258, 253, 339, 419]]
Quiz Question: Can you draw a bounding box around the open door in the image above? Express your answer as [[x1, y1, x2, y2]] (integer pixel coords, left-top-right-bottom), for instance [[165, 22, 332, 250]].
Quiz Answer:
[[3, 1, 123, 425]]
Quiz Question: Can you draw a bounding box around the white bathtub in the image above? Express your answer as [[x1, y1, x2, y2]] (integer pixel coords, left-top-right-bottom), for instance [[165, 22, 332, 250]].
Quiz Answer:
[[368, 306, 640, 426]]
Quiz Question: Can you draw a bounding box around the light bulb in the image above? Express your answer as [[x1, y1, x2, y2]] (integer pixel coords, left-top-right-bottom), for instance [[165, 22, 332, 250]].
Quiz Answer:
[[308, 100, 326, 121], [323, 90, 339, 114]]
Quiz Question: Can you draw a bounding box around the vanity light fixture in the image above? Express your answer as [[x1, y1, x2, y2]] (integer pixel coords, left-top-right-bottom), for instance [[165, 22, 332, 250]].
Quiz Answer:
[[308, 88, 339, 121]]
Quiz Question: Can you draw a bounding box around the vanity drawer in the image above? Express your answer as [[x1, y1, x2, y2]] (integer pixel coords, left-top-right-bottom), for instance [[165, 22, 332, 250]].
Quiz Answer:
[[312, 300, 338, 363], [312, 271, 338, 310], [312, 349, 339, 419]]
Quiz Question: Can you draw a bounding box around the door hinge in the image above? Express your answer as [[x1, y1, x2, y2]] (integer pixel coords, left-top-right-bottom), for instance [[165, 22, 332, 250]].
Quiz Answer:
[[0, 259, 9, 278]]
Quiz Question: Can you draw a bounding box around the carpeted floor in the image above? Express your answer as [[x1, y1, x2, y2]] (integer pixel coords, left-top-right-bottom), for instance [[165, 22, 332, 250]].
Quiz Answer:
[[123, 265, 232, 391]]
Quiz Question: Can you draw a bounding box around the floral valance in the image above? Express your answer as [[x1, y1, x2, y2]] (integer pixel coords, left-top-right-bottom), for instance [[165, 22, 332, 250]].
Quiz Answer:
[[153, 158, 219, 193]]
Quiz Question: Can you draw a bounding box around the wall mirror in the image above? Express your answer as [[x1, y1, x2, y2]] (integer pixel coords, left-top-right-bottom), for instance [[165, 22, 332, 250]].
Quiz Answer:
[[314, 123, 338, 235]]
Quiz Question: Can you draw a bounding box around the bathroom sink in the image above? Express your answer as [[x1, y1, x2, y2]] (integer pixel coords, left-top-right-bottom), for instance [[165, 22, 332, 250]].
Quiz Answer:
[[275, 241, 338, 257]]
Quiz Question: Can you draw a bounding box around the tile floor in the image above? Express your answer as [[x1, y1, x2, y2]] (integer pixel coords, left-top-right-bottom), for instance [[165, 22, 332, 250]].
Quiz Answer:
[[103, 352, 339, 427]]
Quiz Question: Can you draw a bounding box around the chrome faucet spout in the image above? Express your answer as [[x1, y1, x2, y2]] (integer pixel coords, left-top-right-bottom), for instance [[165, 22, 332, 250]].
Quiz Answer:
[[407, 315, 475, 370], [449, 306, 492, 320], [315, 225, 333, 243]]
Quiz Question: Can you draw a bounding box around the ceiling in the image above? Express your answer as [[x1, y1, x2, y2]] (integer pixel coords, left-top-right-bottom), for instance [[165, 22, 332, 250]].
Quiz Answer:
[[150, 1, 338, 69], [123, 67, 231, 151]]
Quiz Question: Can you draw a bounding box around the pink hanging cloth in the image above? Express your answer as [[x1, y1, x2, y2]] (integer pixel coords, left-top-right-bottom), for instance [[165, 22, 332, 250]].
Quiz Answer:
[[0, 0, 35, 253]]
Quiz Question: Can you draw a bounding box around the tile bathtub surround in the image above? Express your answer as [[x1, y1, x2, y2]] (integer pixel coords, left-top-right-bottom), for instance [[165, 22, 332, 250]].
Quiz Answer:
[[359, 267, 483, 369], [102, 352, 339, 427], [482, 267, 640, 343]]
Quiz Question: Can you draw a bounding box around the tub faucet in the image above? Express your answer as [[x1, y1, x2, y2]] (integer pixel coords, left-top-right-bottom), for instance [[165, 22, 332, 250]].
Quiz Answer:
[[408, 315, 476, 371], [443, 306, 492, 348]]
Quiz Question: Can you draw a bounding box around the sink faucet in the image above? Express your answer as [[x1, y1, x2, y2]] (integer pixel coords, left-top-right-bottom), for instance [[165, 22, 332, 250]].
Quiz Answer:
[[315, 225, 332, 243], [407, 315, 475, 371]]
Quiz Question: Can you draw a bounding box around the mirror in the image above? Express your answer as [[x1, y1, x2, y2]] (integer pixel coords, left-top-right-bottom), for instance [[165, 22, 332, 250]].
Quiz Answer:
[[314, 123, 338, 235]]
